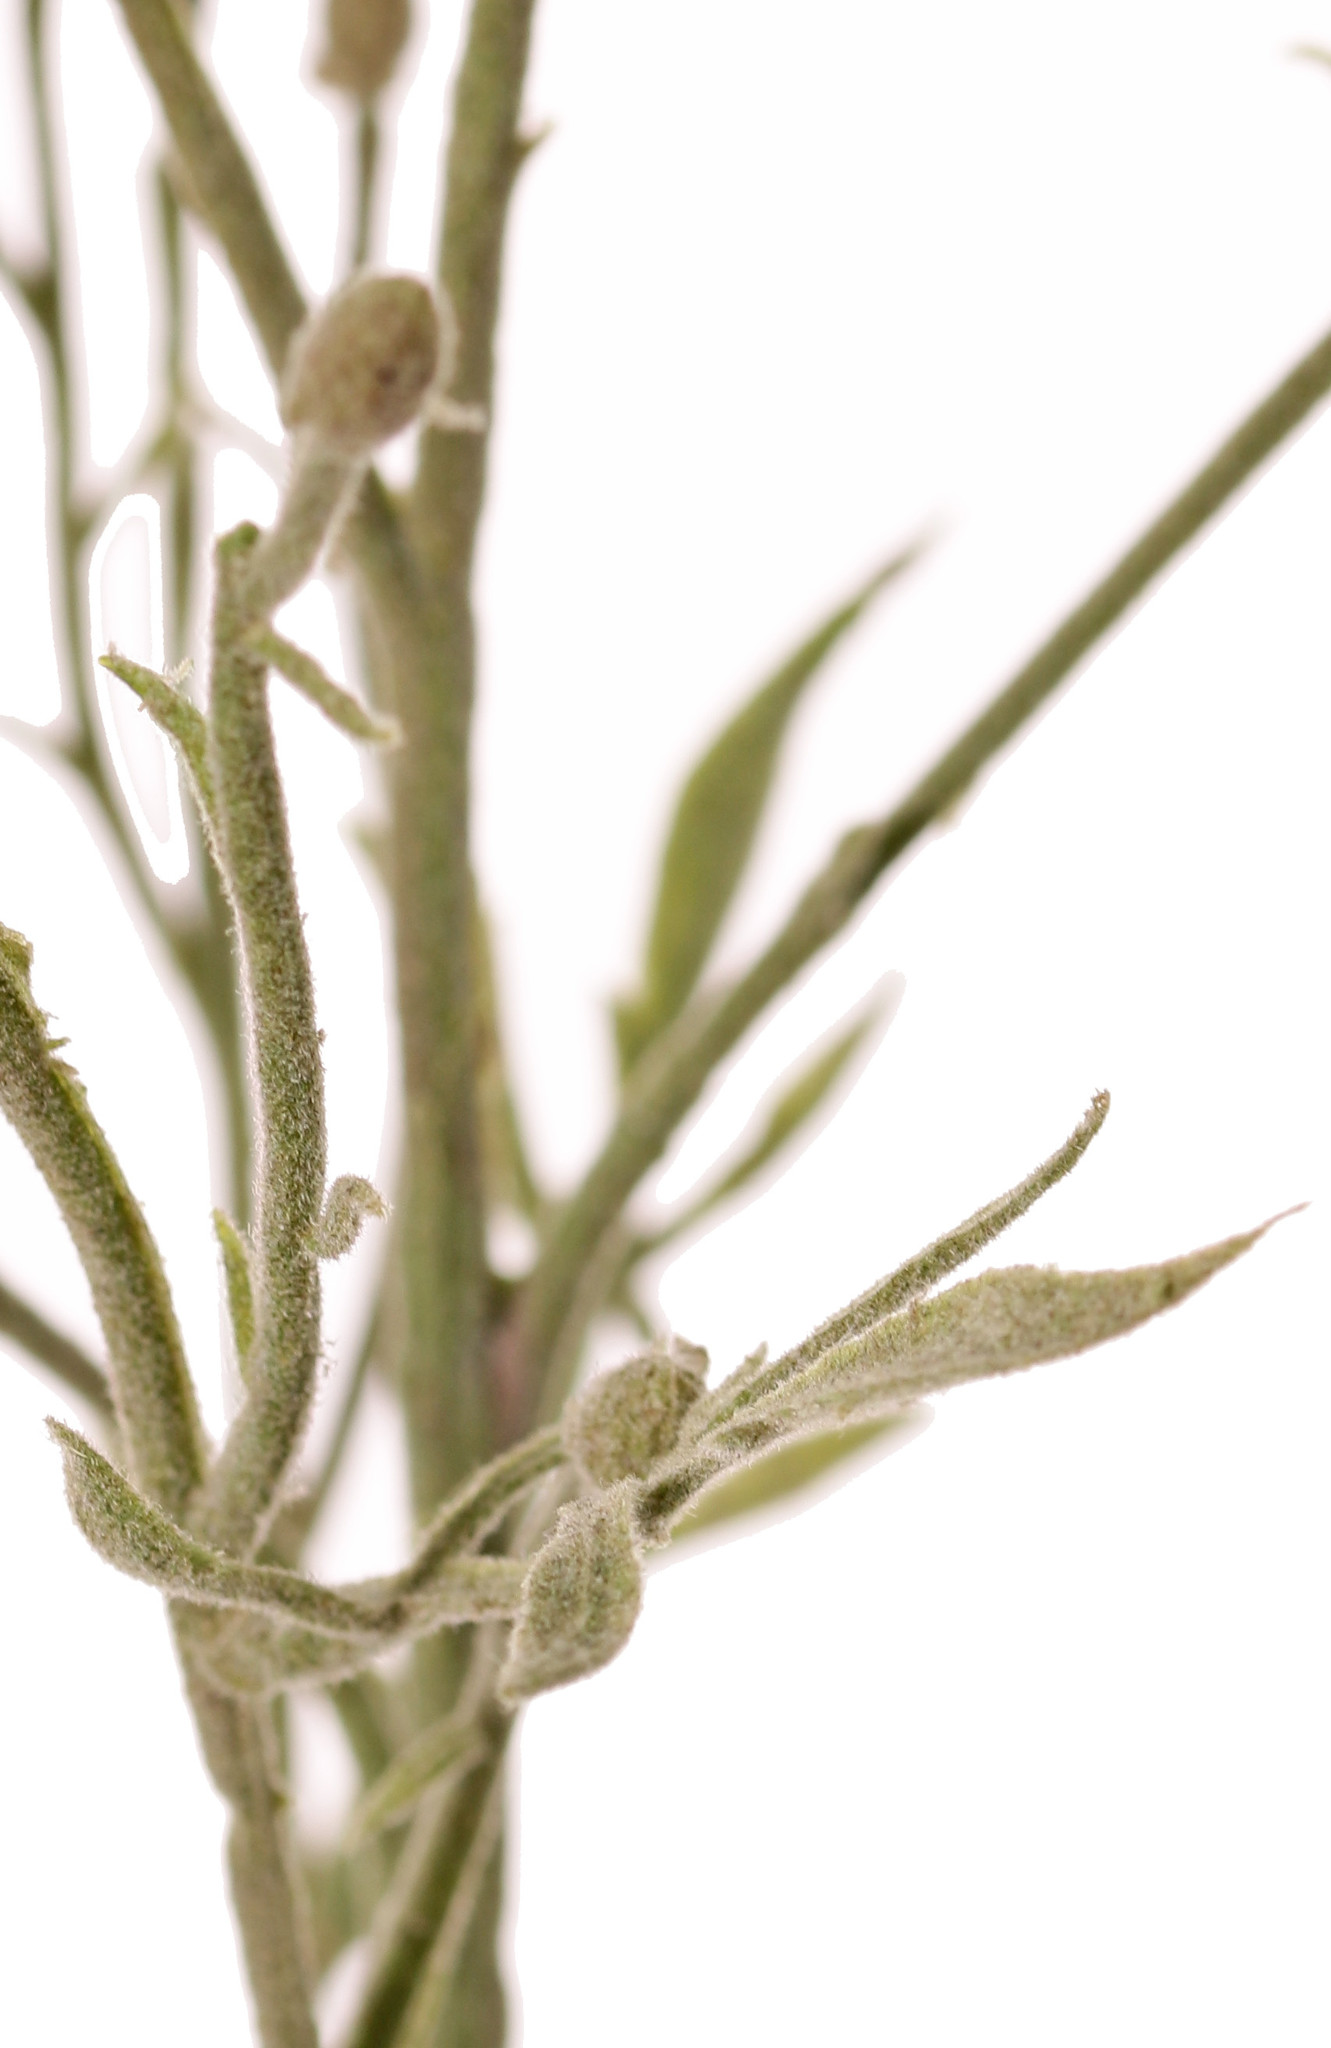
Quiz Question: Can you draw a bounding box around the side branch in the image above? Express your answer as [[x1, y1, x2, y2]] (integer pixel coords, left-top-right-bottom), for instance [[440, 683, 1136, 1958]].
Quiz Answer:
[[0, 1273, 115, 1428], [114, 0, 306, 373], [514, 311, 1331, 1421]]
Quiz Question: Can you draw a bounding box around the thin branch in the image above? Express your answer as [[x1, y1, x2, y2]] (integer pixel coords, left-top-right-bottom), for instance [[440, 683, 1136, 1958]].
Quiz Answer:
[[113, 0, 306, 374], [513, 309, 1331, 1424], [0, 1273, 115, 1427]]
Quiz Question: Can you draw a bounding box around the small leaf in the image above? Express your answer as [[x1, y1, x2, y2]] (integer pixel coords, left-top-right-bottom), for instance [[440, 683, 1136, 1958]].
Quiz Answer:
[[646, 992, 897, 1251], [313, 1174, 388, 1260], [345, 1711, 488, 1849], [614, 544, 924, 1073], [497, 1485, 643, 1706], [669, 1409, 929, 1543], [99, 650, 214, 815], [562, 1337, 708, 1487], [247, 625, 400, 745], [212, 1209, 256, 1375]]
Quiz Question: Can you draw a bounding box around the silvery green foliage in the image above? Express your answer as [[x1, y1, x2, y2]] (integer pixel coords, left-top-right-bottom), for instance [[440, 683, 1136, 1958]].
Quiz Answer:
[[0, 4, 1320, 2036], [498, 1486, 644, 1706], [561, 1336, 708, 1486]]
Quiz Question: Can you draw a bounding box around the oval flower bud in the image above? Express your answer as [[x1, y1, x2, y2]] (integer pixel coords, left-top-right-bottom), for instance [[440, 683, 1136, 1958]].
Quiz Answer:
[[315, 0, 411, 100], [562, 1337, 709, 1488], [281, 273, 441, 456]]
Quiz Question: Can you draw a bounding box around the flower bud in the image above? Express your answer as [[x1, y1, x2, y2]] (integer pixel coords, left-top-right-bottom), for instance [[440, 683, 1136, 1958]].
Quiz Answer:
[[281, 272, 441, 456], [562, 1337, 709, 1488], [315, 0, 411, 100], [497, 1485, 643, 1706]]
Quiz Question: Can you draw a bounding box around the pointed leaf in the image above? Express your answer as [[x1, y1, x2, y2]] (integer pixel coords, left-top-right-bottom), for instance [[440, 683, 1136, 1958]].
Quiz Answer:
[[768, 1215, 1289, 1423], [345, 1712, 489, 1848], [99, 650, 215, 814], [614, 544, 923, 1072], [212, 1209, 256, 1374], [669, 1409, 929, 1544], [246, 625, 400, 746], [646, 991, 897, 1251]]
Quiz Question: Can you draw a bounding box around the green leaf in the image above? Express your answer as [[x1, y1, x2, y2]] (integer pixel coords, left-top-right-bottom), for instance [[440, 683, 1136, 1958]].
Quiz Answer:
[[50, 1420, 524, 1643], [497, 1484, 644, 1706], [313, 1174, 388, 1260], [668, 1409, 928, 1543], [644, 992, 896, 1253], [613, 543, 923, 1074], [212, 1209, 255, 1375], [739, 1216, 1291, 1450], [245, 624, 400, 746], [99, 650, 215, 814], [345, 1711, 489, 1849]]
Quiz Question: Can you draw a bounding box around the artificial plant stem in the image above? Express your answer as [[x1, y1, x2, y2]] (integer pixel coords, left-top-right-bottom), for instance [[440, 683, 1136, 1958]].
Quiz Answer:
[[514, 308, 1331, 1422], [0, 929, 205, 1513], [186, 1670, 320, 2048], [197, 527, 326, 1557], [0, 1273, 116, 1426], [374, 0, 539, 1522]]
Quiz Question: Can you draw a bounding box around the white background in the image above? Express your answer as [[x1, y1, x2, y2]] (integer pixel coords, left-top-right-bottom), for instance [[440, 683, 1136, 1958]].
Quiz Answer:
[[0, 2, 1328, 2042]]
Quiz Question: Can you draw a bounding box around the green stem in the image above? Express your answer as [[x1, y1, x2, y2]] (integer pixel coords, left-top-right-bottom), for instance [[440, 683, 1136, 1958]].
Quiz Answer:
[[512, 309, 1331, 1423], [196, 528, 326, 1556], [0, 1272, 116, 1428]]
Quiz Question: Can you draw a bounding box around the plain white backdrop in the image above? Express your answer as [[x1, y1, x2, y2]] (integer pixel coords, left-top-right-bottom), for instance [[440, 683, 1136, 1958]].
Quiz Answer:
[[0, 1, 1328, 2041]]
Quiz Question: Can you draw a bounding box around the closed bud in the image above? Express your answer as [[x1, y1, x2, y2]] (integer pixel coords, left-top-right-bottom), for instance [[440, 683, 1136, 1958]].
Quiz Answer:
[[315, 0, 411, 101], [498, 1485, 643, 1706], [562, 1336, 708, 1487], [281, 273, 441, 456]]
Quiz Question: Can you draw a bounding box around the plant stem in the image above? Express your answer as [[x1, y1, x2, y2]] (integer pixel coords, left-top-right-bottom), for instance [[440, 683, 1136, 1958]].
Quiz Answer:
[[0, 1273, 115, 1428], [185, 1666, 320, 2048]]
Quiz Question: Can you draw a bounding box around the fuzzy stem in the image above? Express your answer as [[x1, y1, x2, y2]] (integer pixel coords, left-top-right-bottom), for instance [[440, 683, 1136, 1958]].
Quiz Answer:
[[512, 311, 1331, 1422], [196, 527, 326, 1556], [185, 1666, 320, 2048]]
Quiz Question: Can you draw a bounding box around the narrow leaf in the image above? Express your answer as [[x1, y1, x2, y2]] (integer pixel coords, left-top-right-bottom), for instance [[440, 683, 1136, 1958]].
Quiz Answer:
[[213, 1209, 256, 1375], [99, 649, 215, 813], [614, 543, 923, 1072], [669, 1409, 928, 1543], [247, 625, 400, 746], [497, 1485, 643, 1706], [646, 993, 896, 1251], [768, 1215, 1290, 1423], [345, 1712, 488, 1849], [313, 1174, 388, 1260]]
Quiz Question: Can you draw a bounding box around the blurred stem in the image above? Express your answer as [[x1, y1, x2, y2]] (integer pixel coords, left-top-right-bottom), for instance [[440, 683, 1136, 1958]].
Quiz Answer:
[[0, 1273, 116, 1429], [353, 103, 380, 269], [372, 0, 538, 1528], [511, 309, 1331, 1424]]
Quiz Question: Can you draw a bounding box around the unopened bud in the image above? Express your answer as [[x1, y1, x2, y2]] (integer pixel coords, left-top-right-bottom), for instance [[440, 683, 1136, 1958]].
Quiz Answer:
[[497, 1485, 643, 1706], [315, 0, 411, 100], [562, 1336, 708, 1487], [281, 273, 441, 456]]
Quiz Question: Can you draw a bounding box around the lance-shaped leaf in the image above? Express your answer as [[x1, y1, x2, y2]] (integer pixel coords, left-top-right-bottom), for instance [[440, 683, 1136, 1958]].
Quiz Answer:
[[345, 1711, 489, 1849], [50, 1421, 524, 1643], [669, 1409, 930, 1545], [246, 625, 400, 746], [99, 650, 215, 817], [695, 1090, 1111, 1434], [642, 993, 896, 1254], [613, 545, 923, 1074], [313, 1174, 388, 1260], [497, 1484, 644, 1706], [213, 1209, 256, 1377]]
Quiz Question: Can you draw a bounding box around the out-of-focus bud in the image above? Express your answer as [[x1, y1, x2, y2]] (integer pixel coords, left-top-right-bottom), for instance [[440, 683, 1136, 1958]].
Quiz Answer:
[[562, 1336, 709, 1488], [497, 1485, 643, 1706], [281, 273, 441, 456], [315, 0, 412, 101]]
